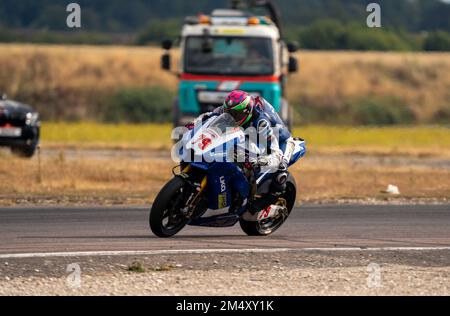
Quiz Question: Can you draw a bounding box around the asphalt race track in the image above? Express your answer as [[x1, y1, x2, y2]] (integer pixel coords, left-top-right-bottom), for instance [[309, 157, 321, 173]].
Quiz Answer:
[[0, 204, 449, 256]]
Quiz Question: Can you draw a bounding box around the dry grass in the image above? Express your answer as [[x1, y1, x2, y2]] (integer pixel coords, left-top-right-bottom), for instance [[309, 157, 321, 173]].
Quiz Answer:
[[0, 44, 449, 122], [0, 155, 170, 205], [287, 51, 450, 123], [0, 44, 176, 119], [0, 153, 448, 206], [295, 163, 450, 202], [0, 44, 176, 92]]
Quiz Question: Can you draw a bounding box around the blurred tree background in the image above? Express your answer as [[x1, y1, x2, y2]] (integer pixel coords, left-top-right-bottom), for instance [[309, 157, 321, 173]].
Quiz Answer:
[[0, 0, 449, 51]]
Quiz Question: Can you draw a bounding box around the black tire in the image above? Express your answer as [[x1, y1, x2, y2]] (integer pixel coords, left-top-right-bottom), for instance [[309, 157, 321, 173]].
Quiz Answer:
[[11, 144, 36, 158], [239, 179, 297, 236], [149, 176, 189, 238]]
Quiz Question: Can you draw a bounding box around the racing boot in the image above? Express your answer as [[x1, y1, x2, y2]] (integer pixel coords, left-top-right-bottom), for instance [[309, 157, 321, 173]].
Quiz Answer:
[[228, 192, 245, 214]]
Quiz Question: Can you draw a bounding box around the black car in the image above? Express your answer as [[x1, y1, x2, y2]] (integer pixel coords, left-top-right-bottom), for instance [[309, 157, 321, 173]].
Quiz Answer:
[[0, 93, 40, 158]]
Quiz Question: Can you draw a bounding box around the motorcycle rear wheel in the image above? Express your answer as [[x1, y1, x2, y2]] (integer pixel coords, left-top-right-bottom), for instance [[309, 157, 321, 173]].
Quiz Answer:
[[239, 180, 297, 236], [149, 177, 190, 238]]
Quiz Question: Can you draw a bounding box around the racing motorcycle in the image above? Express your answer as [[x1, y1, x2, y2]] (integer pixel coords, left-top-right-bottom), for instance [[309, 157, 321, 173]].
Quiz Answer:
[[149, 113, 306, 238]]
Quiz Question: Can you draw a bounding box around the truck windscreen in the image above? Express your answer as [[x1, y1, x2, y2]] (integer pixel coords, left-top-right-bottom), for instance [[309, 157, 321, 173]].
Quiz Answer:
[[184, 36, 274, 76]]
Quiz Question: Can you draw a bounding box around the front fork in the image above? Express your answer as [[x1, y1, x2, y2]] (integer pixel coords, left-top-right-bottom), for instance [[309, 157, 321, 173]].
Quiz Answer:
[[179, 165, 208, 219]]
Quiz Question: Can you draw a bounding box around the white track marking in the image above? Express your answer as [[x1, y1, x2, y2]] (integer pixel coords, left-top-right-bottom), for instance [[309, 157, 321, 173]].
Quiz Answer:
[[0, 247, 449, 259]]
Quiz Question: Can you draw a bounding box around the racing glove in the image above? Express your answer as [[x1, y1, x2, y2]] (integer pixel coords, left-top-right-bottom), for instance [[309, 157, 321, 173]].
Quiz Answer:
[[185, 123, 194, 130]]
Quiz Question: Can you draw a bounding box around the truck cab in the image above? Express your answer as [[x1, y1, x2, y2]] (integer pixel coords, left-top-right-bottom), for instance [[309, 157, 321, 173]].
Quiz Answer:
[[162, 3, 298, 129]]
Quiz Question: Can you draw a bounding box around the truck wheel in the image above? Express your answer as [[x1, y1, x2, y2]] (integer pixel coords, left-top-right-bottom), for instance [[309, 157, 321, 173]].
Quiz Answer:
[[281, 99, 293, 131], [172, 97, 185, 144], [288, 105, 294, 131], [11, 145, 36, 158], [173, 97, 180, 128]]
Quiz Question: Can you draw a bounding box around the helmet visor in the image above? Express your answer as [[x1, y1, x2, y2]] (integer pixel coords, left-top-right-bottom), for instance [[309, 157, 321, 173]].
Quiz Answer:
[[225, 107, 249, 123]]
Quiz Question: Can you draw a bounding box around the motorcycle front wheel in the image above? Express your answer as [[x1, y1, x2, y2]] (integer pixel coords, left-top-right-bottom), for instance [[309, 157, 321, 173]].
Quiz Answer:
[[149, 177, 190, 238]]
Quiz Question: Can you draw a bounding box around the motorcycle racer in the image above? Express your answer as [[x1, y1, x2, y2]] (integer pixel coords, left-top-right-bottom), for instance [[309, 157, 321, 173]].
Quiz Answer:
[[188, 90, 300, 213], [193, 91, 296, 173]]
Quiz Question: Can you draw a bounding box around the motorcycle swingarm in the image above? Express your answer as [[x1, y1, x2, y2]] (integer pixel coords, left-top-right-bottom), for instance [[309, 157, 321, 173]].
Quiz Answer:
[[188, 213, 239, 228]]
